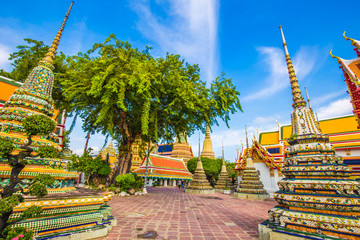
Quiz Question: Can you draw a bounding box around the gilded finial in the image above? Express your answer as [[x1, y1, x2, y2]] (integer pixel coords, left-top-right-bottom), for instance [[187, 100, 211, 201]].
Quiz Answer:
[[245, 125, 250, 158], [304, 87, 312, 110], [41, 1, 74, 66], [279, 25, 305, 108]]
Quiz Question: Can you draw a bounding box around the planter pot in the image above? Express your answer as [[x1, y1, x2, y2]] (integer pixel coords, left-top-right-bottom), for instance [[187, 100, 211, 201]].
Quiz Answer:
[[223, 189, 231, 194]]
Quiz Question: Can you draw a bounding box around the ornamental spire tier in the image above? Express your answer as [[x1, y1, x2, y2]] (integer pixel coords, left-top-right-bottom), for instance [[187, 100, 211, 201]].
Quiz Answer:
[[185, 133, 214, 194], [215, 142, 231, 192], [259, 26, 360, 240], [201, 124, 215, 159], [234, 127, 269, 200], [280, 26, 321, 136]]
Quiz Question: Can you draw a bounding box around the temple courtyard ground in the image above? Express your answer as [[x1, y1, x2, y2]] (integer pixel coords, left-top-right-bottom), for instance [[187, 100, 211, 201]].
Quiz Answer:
[[99, 187, 277, 240]]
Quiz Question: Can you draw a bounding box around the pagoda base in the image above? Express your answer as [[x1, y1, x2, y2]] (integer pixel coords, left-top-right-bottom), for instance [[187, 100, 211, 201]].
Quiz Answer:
[[185, 188, 215, 194], [258, 224, 308, 240], [234, 192, 269, 200], [40, 218, 117, 240]]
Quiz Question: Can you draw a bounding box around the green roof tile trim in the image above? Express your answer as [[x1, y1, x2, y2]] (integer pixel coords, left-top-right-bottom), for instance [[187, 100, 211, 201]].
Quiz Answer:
[[0, 75, 23, 87]]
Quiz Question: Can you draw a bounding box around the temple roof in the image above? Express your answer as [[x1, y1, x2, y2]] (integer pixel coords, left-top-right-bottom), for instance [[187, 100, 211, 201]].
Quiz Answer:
[[134, 154, 192, 180]]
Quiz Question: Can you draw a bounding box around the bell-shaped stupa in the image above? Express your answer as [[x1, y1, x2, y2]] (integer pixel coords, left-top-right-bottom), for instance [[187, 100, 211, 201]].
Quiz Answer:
[[259, 26, 360, 240], [215, 142, 231, 192], [186, 134, 214, 194], [234, 128, 269, 200]]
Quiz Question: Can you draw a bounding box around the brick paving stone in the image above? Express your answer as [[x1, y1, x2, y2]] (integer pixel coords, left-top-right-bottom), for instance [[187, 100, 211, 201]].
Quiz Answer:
[[101, 187, 276, 240]]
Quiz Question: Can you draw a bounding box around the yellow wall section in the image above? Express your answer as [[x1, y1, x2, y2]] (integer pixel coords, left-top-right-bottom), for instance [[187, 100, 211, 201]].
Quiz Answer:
[[260, 131, 279, 145], [260, 115, 359, 145], [0, 82, 18, 102]]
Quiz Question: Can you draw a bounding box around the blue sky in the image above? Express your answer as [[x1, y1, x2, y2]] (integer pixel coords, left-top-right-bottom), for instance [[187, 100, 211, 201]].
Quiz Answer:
[[1, 0, 360, 161]]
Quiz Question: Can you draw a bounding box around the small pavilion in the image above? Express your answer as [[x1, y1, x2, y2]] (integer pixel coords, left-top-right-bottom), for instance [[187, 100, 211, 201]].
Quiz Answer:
[[134, 154, 192, 186]]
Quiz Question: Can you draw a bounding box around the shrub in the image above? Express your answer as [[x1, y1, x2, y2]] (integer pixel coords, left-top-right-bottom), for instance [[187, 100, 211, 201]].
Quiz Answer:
[[116, 173, 136, 192]]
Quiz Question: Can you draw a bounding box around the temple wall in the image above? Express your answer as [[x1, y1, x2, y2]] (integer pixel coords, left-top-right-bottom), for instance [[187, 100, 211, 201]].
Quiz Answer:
[[253, 162, 279, 195]]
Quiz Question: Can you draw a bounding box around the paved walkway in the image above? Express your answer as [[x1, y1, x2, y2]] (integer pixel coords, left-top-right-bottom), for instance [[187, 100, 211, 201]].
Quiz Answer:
[[102, 187, 277, 240]]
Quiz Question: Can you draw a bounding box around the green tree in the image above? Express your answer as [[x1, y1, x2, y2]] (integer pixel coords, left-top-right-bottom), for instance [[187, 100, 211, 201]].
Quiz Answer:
[[68, 149, 110, 186], [61, 34, 242, 184], [0, 115, 57, 237], [187, 157, 223, 185], [225, 161, 237, 184]]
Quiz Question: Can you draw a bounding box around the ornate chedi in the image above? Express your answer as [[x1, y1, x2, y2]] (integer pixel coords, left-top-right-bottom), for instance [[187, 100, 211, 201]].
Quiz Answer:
[[258, 26, 360, 240], [234, 129, 269, 200], [201, 124, 215, 159], [0, 3, 116, 239], [170, 133, 193, 163], [215, 143, 231, 192], [186, 134, 214, 194], [331, 33, 360, 129], [100, 139, 117, 168]]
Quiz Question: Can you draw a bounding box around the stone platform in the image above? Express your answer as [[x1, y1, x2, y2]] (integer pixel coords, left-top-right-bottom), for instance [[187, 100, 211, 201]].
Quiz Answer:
[[185, 188, 215, 194], [258, 224, 310, 240], [234, 192, 270, 200]]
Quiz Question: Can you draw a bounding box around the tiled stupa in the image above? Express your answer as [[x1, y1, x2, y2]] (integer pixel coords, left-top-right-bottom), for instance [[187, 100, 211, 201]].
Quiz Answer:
[[0, 2, 116, 239], [258, 26, 360, 240], [186, 134, 214, 194], [171, 133, 193, 163], [234, 129, 269, 200], [215, 143, 231, 192]]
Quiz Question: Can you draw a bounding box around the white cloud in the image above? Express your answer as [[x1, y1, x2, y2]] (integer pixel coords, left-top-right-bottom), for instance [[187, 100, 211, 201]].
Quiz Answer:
[[72, 146, 100, 156], [131, 0, 219, 82], [311, 89, 347, 107], [317, 97, 353, 119], [243, 46, 318, 101], [0, 43, 11, 71]]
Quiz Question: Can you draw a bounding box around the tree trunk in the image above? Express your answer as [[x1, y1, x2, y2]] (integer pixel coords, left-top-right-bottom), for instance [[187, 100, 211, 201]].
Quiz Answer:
[[0, 211, 12, 237], [110, 141, 133, 185]]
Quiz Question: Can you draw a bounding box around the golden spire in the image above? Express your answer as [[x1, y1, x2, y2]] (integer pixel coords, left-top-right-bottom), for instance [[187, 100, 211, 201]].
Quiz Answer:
[[245, 126, 254, 167], [41, 1, 74, 66], [279, 26, 305, 108], [245, 126, 250, 159], [201, 123, 215, 159], [197, 132, 203, 169], [198, 133, 201, 161]]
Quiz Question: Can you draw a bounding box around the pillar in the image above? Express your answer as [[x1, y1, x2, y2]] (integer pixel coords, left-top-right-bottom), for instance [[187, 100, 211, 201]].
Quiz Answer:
[[173, 179, 176, 187], [164, 179, 168, 186]]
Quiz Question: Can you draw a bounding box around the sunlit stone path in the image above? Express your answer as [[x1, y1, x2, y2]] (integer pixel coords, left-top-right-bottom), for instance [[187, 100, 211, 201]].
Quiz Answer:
[[100, 187, 277, 240]]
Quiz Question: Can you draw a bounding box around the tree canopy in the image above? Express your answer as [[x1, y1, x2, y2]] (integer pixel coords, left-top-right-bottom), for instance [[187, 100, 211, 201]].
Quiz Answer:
[[187, 157, 223, 185], [61, 34, 242, 179]]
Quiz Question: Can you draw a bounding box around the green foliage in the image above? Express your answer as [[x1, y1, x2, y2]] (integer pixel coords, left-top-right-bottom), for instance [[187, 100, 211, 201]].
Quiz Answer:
[[0, 195, 23, 215], [225, 161, 237, 181], [98, 164, 111, 176], [28, 182, 47, 198], [22, 115, 56, 136], [116, 173, 136, 192], [187, 157, 222, 183], [21, 206, 42, 219], [0, 138, 14, 158], [3, 226, 33, 240], [61, 34, 242, 176], [37, 145, 59, 158], [68, 149, 110, 185], [130, 172, 144, 189], [33, 174, 55, 187]]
